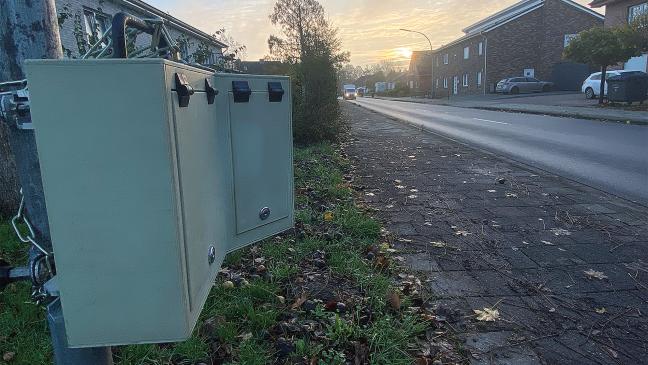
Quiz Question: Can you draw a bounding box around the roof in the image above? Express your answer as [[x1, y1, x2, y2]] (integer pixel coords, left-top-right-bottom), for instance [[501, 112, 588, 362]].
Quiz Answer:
[[589, 0, 616, 7], [117, 0, 227, 48], [435, 0, 603, 52]]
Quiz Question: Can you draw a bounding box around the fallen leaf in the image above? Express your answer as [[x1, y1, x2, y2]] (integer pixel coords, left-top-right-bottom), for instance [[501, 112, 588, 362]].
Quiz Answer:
[[505, 193, 518, 198], [365, 192, 375, 197], [550, 228, 572, 236], [455, 230, 472, 236], [431, 241, 447, 248], [595, 307, 607, 314], [291, 293, 308, 310], [3, 352, 15, 362], [474, 307, 500, 322], [395, 185, 406, 189], [387, 290, 401, 310], [584, 269, 608, 280], [323, 211, 334, 222], [487, 190, 497, 193], [222, 281, 234, 289], [541, 240, 554, 245], [408, 195, 418, 199], [379, 242, 390, 251]]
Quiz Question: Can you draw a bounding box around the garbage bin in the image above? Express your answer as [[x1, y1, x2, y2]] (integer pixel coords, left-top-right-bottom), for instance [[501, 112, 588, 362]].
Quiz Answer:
[[607, 72, 648, 104]]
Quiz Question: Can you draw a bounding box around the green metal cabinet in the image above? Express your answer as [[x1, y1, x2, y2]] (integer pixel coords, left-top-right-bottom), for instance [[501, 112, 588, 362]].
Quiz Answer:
[[25, 59, 294, 347]]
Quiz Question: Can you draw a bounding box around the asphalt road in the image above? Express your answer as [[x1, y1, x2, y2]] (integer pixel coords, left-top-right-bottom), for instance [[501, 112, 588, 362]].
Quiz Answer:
[[350, 97, 648, 205]]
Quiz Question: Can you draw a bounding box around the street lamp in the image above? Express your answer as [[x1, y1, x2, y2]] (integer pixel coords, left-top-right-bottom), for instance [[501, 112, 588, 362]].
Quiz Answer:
[[400, 28, 434, 98]]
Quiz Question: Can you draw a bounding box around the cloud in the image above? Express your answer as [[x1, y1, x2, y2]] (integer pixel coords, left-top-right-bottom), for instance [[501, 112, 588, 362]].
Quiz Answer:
[[145, 0, 601, 66]]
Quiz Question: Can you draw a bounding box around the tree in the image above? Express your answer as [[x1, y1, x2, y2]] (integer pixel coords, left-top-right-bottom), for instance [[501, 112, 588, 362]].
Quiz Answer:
[[629, 13, 648, 52], [564, 27, 640, 104], [268, 0, 349, 143], [1, 0, 62, 218]]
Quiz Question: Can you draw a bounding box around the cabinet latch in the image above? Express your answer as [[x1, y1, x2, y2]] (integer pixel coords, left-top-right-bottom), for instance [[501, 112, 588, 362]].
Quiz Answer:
[[268, 82, 284, 102], [232, 81, 252, 103], [174, 73, 194, 108], [205, 78, 218, 105]]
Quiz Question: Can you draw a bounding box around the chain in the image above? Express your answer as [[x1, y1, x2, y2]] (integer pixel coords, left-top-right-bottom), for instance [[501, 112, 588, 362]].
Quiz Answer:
[[11, 188, 51, 256], [11, 188, 55, 304]]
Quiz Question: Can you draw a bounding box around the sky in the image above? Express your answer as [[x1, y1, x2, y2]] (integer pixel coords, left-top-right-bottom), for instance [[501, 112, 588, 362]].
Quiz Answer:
[[146, 0, 602, 68]]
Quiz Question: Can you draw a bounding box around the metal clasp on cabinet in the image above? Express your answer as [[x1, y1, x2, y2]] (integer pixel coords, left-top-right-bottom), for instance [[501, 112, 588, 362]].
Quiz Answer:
[[232, 81, 252, 103], [268, 82, 284, 102], [205, 78, 218, 105], [174, 73, 194, 107]]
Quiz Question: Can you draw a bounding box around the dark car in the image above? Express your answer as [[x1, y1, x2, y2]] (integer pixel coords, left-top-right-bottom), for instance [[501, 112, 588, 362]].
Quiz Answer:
[[496, 77, 554, 94]]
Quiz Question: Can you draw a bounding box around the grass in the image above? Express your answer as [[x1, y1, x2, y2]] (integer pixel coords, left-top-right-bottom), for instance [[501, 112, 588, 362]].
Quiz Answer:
[[0, 142, 428, 364]]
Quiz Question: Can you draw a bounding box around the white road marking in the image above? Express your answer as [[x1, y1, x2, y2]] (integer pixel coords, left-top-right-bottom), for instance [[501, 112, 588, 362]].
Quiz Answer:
[[473, 118, 509, 125]]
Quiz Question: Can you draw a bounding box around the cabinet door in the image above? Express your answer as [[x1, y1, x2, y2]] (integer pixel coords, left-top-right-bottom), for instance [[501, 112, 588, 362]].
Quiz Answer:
[[228, 79, 293, 249], [171, 86, 226, 312]]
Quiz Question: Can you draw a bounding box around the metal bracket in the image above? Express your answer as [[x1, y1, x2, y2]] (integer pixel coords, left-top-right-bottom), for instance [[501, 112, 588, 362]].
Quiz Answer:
[[0, 80, 32, 130]]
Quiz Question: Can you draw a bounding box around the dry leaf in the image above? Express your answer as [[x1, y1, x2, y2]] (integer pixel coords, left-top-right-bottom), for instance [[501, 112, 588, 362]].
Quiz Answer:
[[323, 211, 334, 222], [584, 269, 608, 280], [595, 307, 607, 314], [550, 228, 572, 236], [291, 293, 308, 310], [3, 352, 16, 362], [387, 290, 401, 310], [474, 307, 500, 322]]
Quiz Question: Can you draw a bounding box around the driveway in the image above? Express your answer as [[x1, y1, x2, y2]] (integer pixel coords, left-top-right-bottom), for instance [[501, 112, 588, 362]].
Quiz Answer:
[[343, 102, 648, 365]]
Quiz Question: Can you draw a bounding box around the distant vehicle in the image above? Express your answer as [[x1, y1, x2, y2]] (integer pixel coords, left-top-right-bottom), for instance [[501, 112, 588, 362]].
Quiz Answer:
[[495, 77, 553, 94], [343, 84, 356, 100], [356, 87, 366, 97], [581, 70, 647, 99]]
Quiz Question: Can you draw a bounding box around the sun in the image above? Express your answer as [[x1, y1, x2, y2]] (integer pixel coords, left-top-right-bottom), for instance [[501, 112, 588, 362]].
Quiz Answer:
[[396, 47, 413, 59]]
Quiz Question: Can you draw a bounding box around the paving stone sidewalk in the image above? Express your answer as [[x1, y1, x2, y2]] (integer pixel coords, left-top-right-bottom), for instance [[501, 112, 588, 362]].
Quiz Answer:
[[342, 103, 648, 365]]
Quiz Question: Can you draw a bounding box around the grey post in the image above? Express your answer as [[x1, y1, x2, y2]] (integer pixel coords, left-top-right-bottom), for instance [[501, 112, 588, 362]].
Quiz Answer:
[[0, 1, 113, 364]]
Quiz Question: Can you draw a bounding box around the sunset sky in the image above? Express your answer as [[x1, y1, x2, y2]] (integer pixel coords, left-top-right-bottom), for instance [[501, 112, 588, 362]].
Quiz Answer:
[[146, 0, 602, 68]]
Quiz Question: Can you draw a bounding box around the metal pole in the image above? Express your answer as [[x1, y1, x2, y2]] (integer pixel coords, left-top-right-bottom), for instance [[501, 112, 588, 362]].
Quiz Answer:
[[0, 1, 113, 364], [400, 29, 434, 98]]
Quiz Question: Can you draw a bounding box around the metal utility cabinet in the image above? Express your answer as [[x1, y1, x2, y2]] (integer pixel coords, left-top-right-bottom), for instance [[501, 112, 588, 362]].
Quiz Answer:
[[25, 59, 294, 347]]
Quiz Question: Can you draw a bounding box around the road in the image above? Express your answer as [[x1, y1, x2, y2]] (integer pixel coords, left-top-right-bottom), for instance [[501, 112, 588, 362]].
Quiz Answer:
[[351, 97, 648, 205]]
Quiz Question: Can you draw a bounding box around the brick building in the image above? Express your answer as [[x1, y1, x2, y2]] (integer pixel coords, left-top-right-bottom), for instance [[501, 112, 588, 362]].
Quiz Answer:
[[590, 0, 648, 72], [56, 0, 226, 65], [407, 51, 433, 94], [431, 0, 603, 96]]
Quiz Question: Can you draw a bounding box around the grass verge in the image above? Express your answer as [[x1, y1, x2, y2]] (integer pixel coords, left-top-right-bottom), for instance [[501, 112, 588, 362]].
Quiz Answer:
[[1, 142, 429, 364]]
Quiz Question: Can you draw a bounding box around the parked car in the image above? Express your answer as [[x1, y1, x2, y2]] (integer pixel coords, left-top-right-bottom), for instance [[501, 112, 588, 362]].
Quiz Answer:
[[582, 70, 648, 99], [495, 77, 554, 94]]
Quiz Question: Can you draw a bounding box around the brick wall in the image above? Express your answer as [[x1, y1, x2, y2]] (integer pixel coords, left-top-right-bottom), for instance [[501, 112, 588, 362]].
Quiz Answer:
[[433, 37, 488, 96], [431, 0, 603, 95], [603, 0, 647, 27], [55, 0, 221, 62]]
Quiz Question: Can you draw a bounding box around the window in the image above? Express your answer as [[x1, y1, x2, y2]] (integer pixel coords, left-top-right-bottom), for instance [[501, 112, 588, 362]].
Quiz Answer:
[[462, 74, 469, 87], [564, 34, 578, 48], [443, 54, 449, 65], [629, 3, 648, 23], [83, 9, 110, 44], [206, 51, 217, 65], [443, 78, 448, 88], [436, 56, 440, 67], [436, 79, 440, 88], [478, 42, 483, 55], [477, 71, 482, 86], [463, 46, 470, 59]]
